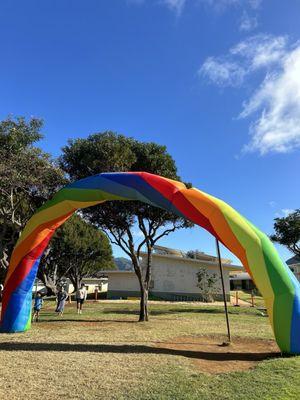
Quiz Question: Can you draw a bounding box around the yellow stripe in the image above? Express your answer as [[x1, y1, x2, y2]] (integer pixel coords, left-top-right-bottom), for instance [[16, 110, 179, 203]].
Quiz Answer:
[[6, 199, 104, 282], [210, 196, 275, 330], [182, 188, 249, 270], [181, 188, 274, 330], [5, 212, 73, 283], [17, 199, 104, 247]]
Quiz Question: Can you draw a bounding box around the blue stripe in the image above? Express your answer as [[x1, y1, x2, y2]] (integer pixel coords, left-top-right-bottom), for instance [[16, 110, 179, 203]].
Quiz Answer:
[[67, 174, 142, 201], [68, 172, 187, 218], [290, 292, 300, 353], [287, 265, 300, 353], [1, 258, 40, 332], [103, 173, 187, 218]]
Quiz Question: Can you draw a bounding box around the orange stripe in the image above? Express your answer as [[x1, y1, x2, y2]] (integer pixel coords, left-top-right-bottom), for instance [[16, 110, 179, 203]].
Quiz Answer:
[[5, 211, 74, 283], [182, 188, 250, 272]]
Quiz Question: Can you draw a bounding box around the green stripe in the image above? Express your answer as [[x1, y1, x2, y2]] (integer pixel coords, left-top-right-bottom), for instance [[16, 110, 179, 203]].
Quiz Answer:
[[212, 199, 274, 301], [243, 219, 294, 352], [25, 313, 31, 331], [37, 188, 127, 213]]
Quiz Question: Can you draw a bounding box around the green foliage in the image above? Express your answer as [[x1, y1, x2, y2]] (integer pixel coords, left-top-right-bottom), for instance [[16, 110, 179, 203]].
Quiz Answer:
[[60, 131, 192, 320], [0, 116, 66, 281], [186, 250, 206, 260], [60, 131, 191, 243], [39, 214, 114, 292], [270, 209, 300, 257], [61, 131, 136, 177], [196, 267, 219, 302]]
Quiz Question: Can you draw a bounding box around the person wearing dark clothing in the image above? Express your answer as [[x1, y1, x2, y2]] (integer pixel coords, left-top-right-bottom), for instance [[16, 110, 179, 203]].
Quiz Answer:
[[55, 287, 68, 316]]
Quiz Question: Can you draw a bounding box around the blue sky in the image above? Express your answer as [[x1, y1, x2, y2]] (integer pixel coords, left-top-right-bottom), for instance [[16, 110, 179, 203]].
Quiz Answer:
[[1, 0, 299, 264]]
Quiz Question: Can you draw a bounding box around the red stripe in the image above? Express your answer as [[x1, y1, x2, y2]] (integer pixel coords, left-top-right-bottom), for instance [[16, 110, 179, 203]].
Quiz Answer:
[[8, 211, 74, 278], [141, 172, 180, 200], [2, 232, 53, 316], [172, 191, 221, 241], [141, 173, 221, 242]]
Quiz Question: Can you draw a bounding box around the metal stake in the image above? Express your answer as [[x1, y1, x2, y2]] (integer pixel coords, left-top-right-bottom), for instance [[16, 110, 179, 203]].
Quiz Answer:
[[215, 238, 231, 343]]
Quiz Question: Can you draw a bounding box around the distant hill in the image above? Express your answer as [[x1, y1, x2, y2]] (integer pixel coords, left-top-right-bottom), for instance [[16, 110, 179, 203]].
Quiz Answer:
[[114, 257, 134, 271]]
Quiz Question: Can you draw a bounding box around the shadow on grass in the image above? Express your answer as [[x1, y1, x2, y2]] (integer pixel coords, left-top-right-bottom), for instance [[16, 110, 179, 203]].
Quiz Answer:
[[103, 308, 223, 315], [102, 308, 257, 316], [0, 341, 280, 362], [39, 318, 136, 324]]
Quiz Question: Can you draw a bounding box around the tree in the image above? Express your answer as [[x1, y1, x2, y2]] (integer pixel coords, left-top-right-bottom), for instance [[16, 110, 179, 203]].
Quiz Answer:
[[270, 209, 300, 257], [186, 250, 205, 260], [39, 214, 115, 294], [0, 117, 66, 282], [196, 267, 219, 302], [60, 132, 192, 321]]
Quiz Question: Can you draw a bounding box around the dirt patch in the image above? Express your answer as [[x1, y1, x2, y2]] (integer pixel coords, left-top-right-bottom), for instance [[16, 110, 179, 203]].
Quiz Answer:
[[155, 335, 280, 374]]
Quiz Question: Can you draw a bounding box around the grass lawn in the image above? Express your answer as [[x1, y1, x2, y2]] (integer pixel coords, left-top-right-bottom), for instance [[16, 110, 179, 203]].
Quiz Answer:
[[0, 300, 299, 400], [231, 290, 266, 308]]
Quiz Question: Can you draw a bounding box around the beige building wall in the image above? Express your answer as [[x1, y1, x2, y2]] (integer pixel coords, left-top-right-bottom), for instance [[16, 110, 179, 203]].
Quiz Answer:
[[107, 272, 140, 293], [106, 252, 240, 301], [145, 254, 230, 297], [67, 279, 108, 295], [289, 264, 300, 281]]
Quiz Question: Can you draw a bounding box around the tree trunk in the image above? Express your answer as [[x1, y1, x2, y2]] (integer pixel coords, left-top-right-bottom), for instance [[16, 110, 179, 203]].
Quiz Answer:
[[139, 284, 149, 322], [139, 243, 153, 322], [69, 274, 81, 292], [38, 269, 58, 296], [129, 253, 149, 322]]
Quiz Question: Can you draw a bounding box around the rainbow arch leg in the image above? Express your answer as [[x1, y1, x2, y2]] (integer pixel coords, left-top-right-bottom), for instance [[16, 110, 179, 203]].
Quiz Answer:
[[1, 172, 300, 353]]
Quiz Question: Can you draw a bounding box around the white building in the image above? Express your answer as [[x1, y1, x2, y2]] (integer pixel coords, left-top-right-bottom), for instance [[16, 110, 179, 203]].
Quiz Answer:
[[230, 272, 255, 291], [287, 256, 300, 281], [32, 277, 108, 297], [106, 246, 243, 301]]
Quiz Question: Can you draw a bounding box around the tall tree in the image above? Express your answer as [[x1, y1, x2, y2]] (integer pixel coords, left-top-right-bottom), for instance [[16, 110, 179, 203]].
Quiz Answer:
[[270, 209, 300, 257], [0, 117, 66, 282], [60, 132, 192, 321], [39, 214, 115, 294]]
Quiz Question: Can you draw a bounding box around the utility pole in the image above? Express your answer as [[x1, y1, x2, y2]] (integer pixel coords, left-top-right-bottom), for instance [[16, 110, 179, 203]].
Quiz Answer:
[[215, 238, 231, 343]]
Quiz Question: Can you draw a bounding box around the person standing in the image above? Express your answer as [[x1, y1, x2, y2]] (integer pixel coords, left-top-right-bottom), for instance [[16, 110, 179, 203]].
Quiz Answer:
[[55, 286, 68, 316], [32, 292, 43, 322], [0, 284, 3, 303], [76, 283, 87, 314]]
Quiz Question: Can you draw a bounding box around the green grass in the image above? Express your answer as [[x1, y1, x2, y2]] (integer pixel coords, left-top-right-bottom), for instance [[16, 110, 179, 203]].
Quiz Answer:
[[0, 300, 299, 400], [231, 290, 266, 308]]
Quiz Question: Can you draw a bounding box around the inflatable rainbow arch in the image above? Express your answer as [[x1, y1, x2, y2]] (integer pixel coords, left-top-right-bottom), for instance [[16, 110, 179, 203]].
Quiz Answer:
[[1, 172, 300, 353]]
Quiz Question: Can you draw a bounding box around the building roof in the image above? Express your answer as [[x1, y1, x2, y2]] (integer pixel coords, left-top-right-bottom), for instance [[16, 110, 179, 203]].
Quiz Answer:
[[100, 270, 135, 276], [153, 245, 185, 257], [230, 272, 252, 281], [152, 245, 232, 264], [286, 255, 300, 266], [140, 251, 243, 271]]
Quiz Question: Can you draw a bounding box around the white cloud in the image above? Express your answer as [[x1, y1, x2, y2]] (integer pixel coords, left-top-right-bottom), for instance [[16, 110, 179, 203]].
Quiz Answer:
[[162, 0, 186, 15], [282, 209, 295, 217], [248, 0, 262, 9], [241, 46, 300, 154], [199, 34, 286, 87], [199, 0, 262, 12], [231, 34, 288, 70], [239, 11, 258, 31], [199, 57, 246, 87], [275, 209, 295, 218], [127, 0, 262, 19], [199, 34, 300, 155]]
